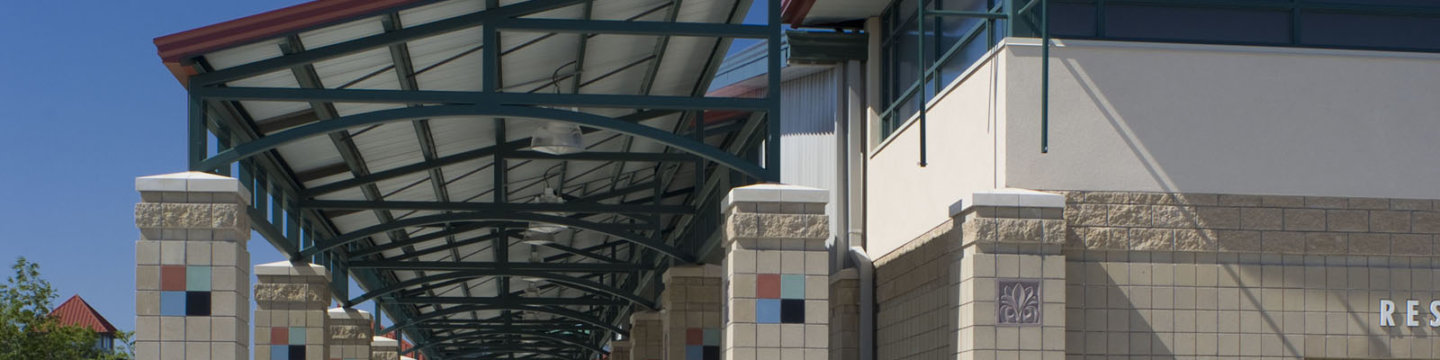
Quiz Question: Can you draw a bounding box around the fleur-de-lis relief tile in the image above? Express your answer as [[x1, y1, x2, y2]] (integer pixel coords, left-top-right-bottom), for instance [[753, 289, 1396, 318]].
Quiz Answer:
[[997, 279, 1041, 325]]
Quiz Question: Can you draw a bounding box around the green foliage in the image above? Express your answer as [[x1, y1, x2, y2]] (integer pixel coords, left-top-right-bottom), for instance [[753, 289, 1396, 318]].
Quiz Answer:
[[0, 257, 132, 360]]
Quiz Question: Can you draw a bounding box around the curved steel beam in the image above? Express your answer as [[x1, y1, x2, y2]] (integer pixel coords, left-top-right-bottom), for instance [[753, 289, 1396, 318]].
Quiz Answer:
[[405, 331, 604, 355], [380, 303, 624, 336], [348, 270, 655, 309], [300, 210, 692, 262], [196, 104, 769, 180]]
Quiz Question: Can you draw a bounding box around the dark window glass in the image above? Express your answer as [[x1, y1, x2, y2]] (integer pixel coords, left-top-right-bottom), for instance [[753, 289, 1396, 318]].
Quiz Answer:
[[939, 27, 991, 86], [1104, 5, 1292, 44], [1051, 3, 1098, 37], [1301, 12, 1440, 51], [1310, 0, 1440, 7]]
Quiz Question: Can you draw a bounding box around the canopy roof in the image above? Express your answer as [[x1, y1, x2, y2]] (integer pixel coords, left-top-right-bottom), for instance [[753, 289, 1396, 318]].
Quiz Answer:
[[50, 295, 118, 334], [155, 0, 782, 358]]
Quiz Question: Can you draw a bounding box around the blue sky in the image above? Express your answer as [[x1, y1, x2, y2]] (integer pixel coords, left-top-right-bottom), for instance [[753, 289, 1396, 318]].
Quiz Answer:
[[0, 0, 767, 337]]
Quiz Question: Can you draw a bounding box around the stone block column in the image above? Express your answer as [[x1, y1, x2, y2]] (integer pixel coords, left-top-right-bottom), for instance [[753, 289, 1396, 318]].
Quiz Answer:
[[610, 340, 631, 360], [134, 172, 252, 360], [952, 189, 1068, 360], [828, 269, 860, 360], [370, 337, 398, 360], [722, 184, 831, 360], [629, 310, 663, 360], [662, 265, 724, 360], [327, 308, 374, 360], [255, 261, 332, 360]]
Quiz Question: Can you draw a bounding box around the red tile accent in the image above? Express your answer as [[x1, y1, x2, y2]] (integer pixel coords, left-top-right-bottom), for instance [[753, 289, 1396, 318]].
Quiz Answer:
[[686, 328, 704, 345], [271, 327, 289, 345], [756, 274, 781, 299], [159, 266, 187, 291]]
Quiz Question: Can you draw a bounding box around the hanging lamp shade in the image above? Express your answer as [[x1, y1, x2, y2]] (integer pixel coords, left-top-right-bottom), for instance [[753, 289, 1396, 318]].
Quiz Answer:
[[527, 120, 584, 155], [526, 186, 569, 233]]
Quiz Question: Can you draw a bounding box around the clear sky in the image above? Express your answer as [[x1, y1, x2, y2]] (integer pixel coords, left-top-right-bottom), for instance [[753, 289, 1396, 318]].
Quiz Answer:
[[0, 0, 767, 339]]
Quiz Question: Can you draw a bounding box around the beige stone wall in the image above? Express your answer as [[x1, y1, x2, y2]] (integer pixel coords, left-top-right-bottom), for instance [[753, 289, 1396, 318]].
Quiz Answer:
[[829, 270, 859, 360], [1059, 191, 1440, 256], [1058, 191, 1440, 359], [1066, 252, 1440, 358], [874, 227, 958, 360]]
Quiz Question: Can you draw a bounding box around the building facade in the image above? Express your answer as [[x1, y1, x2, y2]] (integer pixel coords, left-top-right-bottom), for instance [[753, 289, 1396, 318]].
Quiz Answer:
[[139, 0, 1440, 359], [773, 0, 1440, 359]]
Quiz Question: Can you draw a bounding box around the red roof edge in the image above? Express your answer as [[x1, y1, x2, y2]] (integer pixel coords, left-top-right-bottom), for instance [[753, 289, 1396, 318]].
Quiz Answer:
[[153, 0, 429, 85], [49, 295, 118, 334], [780, 0, 819, 26]]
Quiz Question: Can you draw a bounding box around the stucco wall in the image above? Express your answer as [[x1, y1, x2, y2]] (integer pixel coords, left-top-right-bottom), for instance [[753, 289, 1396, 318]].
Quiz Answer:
[[1004, 39, 1440, 199], [865, 56, 1007, 258]]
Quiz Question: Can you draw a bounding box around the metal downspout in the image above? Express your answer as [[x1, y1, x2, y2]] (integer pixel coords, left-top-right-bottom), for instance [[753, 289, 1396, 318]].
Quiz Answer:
[[839, 59, 874, 360], [848, 247, 875, 360]]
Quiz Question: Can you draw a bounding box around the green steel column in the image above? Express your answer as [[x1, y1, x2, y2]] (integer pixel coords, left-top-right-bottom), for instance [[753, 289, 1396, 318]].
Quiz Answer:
[[1040, 0, 1050, 153], [917, 3, 928, 167], [766, 0, 782, 181], [187, 94, 208, 171]]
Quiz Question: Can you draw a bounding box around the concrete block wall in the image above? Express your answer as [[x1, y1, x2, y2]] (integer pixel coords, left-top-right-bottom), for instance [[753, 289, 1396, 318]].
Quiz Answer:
[[722, 184, 832, 360], [630, 311, 663, 360], [830, 269, 860, 360], [326, 308, 373, 360], [134, 172, 252, 360], [371, 337, 398, 360], [254, 261, 332, 360], [662, 265, 724, 360]]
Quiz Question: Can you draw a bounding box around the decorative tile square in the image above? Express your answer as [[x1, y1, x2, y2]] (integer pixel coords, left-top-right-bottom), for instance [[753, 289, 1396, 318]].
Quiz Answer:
[[703, 328, 720, 346], [997, 279, 1041, 325], [271, 345, 289, 360], [756, 274, 781, 299], [780, 274, 805, 300], [185, 291, 211, 316], [780, 299, 805, 324], [186, 266, 211, 291], [271, 327, 289, 345], [686, 328, 705, 345], [290, 327, 307, 345], [160, 266, 187, 291], [287, 345, 305, 360], [756, 299, 781, 323], [160, 291, 187, 316]]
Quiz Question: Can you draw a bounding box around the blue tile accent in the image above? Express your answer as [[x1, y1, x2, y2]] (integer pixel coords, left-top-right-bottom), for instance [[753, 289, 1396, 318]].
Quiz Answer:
[[686, 345, 704, 360], [702, 328, 721, 346], [270, 345, 289, 360], [289, 327, 306, 345], [756, 299, 781, 324], [159, 291, 186, 316], [186, 266, 211, 291], [780, 274, 805, 299]]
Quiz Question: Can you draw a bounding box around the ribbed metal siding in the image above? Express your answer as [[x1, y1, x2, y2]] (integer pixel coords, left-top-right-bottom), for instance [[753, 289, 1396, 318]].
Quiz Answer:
[[779, 68, 840, 241]]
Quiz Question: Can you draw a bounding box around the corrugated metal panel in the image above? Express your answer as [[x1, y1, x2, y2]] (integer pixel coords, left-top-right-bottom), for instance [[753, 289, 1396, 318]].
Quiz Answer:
[[779, 68, 839, 240]]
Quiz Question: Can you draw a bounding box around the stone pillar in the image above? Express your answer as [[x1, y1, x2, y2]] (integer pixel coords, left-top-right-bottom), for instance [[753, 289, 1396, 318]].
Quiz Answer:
[[134, 172, 252, 360], [629, 311, 663, 360], [952, 189, 1068, 360], [662, 265, 724, 360], [610, 340, 631, 360], [722, 184, 830, 360], [327, 308, 373, 360], [370, 337, 398, 360], [255, 261, 332, 360], [828, 269, 859, 360]]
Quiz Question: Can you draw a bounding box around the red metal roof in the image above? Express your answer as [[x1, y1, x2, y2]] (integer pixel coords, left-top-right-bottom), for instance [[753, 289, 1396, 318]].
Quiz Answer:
[[49, 295, 118, 334], [152, 0, 430, 86]]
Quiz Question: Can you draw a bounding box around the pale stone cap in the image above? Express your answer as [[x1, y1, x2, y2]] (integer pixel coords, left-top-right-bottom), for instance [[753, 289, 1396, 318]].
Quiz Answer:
[[630, 310, 661, 323], [401, 357, 416, 360], [722, 183, 829, 210], [255, 260, 331, 280], [136, 171, 252, 204], [950, 188, 1065, 216], [327, 307, 372, 320], [663, 264, 722, 284], [372, 336, 399, 347]]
